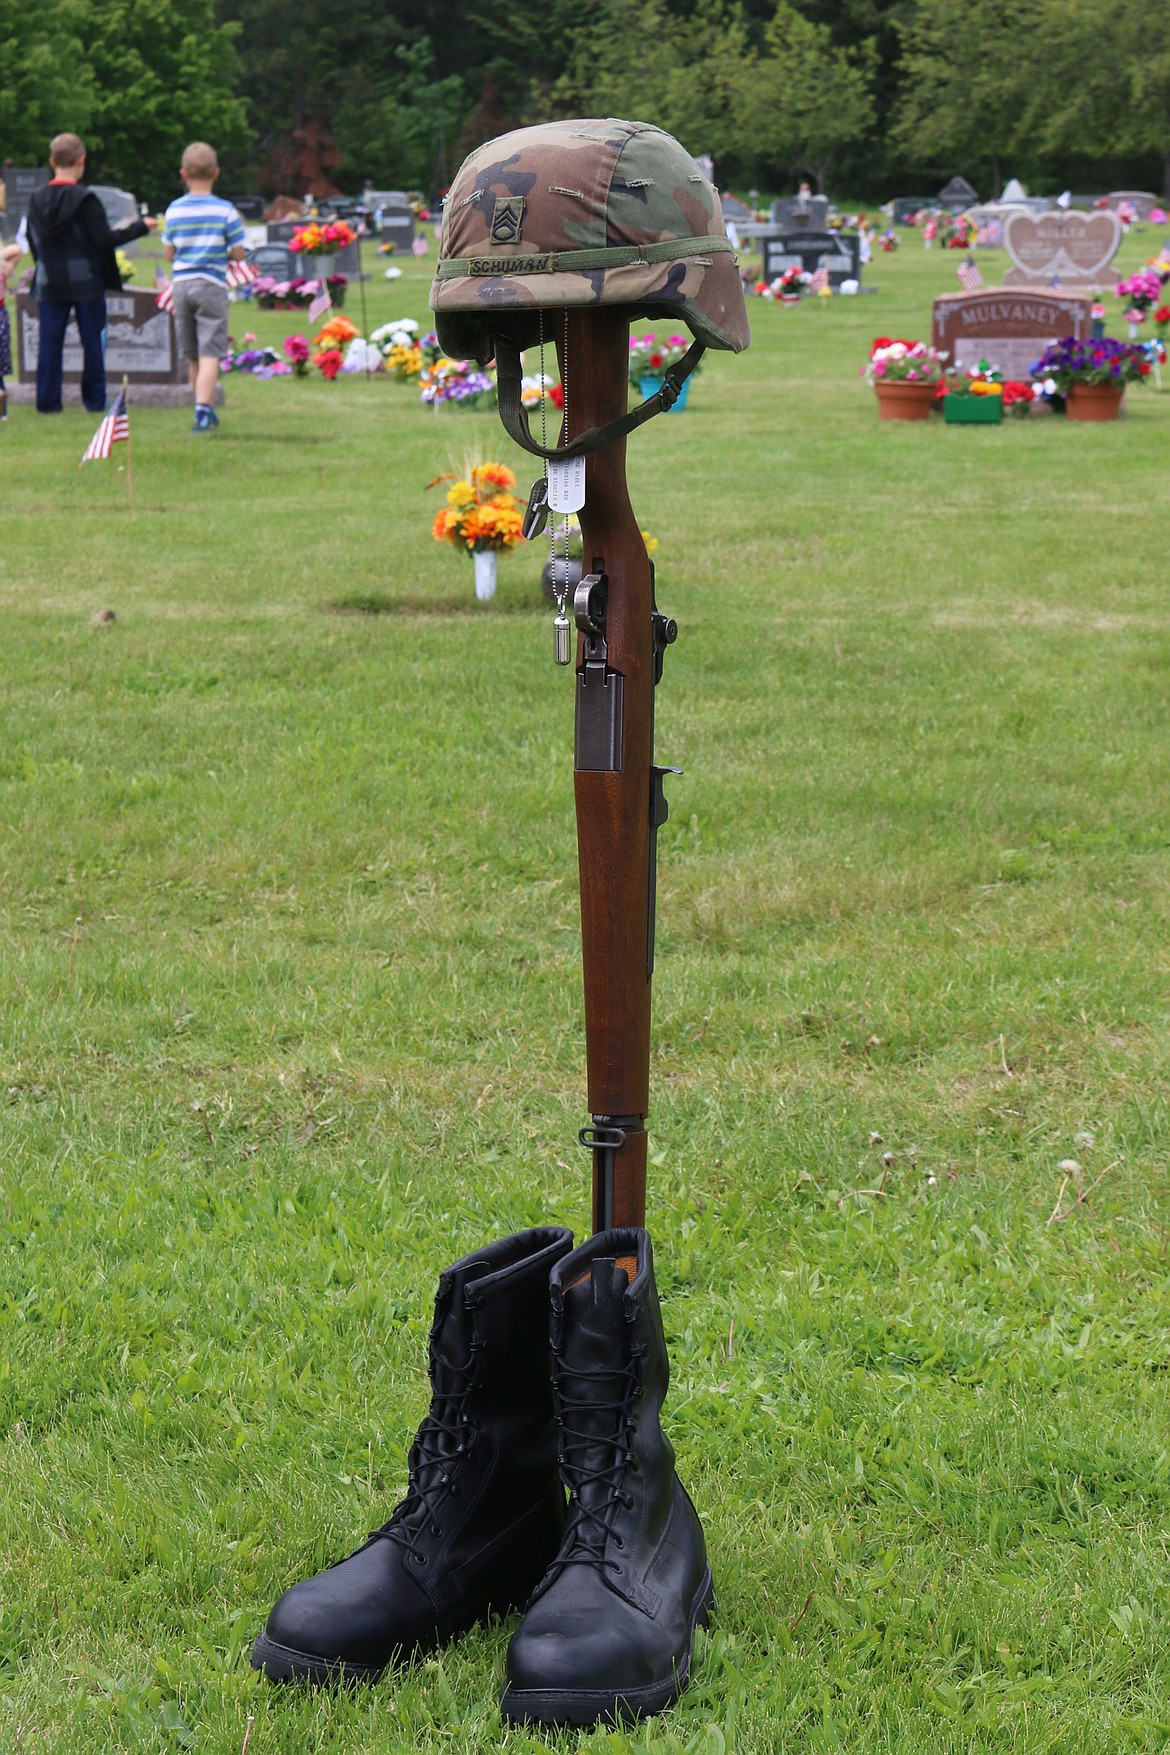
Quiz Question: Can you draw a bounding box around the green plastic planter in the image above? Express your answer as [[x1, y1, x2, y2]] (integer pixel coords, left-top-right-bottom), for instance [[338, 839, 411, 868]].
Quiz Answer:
[[944, 394, 1003, 424]]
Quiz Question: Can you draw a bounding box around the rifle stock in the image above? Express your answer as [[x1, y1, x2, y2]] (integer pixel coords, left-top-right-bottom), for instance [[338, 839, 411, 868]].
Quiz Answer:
[[559, 309, 666, 1232]]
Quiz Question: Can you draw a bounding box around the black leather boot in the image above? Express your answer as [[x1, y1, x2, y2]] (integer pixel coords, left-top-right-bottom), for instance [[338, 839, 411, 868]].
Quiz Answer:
[[501, 1227, 713, 1726], [252, 1225, 574, 1683]]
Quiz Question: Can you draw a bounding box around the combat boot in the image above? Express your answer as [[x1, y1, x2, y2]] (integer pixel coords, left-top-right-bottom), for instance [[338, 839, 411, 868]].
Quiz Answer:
[[252, 1225, 574, 1683], [501, 1226, 713, 1726]]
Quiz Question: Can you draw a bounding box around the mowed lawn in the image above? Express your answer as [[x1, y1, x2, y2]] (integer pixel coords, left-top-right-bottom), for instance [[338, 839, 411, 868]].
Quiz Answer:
[[2, 235, 1169, 1754]]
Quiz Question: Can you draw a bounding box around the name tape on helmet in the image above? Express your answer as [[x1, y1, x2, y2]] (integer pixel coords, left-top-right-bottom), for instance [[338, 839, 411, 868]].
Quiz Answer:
[[467, 254, 556, 275]]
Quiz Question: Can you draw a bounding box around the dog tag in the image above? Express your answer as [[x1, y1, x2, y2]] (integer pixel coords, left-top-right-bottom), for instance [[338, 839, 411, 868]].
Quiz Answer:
[[547, 455, 585, 513], [522, 477, 549, 541]]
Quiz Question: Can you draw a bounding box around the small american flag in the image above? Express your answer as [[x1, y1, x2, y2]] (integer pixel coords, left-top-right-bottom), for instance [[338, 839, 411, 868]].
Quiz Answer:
[[80, 388, 130, 463], [957, 258, 984, 292], [307, 273, 332, 324], [155, 270, 174, 313], [226, 258, 259, 289], [809, 265, 829, 294]]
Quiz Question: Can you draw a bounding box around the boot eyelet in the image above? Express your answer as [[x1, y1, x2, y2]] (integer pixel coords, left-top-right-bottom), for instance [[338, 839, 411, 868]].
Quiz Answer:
[[623, 1493, 634, 1509], [614, 1535, 624, 1550], [431, 1523, 442, 1537]]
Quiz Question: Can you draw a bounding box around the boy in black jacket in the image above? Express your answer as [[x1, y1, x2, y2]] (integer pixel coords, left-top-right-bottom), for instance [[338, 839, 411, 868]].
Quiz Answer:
[[26, 133, 156, 414]]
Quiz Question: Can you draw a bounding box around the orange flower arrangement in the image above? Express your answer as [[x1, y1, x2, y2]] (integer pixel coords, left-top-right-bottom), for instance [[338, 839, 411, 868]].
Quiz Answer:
[[313, 314, 359, 354], [428, 463, 526, 555]]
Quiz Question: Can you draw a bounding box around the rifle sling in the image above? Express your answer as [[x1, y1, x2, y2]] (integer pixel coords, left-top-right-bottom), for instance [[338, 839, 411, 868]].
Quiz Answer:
[[495, 335, 706, 462]]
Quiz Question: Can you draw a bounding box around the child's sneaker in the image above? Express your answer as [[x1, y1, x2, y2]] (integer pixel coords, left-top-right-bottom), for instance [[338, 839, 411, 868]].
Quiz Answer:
[[192, 405, 214, 432]]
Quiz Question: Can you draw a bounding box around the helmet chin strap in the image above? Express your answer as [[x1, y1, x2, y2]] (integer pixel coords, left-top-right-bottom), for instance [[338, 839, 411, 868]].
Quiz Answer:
[[494, 333, 705, 461]]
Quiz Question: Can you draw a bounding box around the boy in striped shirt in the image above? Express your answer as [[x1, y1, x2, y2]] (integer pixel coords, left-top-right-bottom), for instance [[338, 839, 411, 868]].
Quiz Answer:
[[162, 142, 247, 431]]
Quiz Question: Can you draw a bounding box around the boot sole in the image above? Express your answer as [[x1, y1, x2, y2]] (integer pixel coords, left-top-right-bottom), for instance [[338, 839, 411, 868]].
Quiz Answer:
[[499, 1565, 715, 1728], [251, 1633, 388, 1685], [251, 1585, 531, 1687]]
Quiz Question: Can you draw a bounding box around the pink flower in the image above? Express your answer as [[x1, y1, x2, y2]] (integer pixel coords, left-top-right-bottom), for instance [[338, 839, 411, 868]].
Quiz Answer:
[[872, 360, 887, 377]]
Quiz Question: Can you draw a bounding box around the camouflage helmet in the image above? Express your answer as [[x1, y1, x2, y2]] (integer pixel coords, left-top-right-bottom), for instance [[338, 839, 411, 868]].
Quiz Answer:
[[431, 117, 750, 364]]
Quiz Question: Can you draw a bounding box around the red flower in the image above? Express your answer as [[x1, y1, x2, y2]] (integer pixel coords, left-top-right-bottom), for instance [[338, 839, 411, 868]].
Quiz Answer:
[[648, 352, 664, 369], [317, 348, 343, 380], [871, 336, 893, 353], [1155, 305, 1170, 323], [548, 382, 564, 409]]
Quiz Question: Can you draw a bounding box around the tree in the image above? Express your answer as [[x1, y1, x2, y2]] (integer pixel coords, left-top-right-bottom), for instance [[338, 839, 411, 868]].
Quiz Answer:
[[80, 0, 247, 206], [892, 0, 1034, 197], [0, 0, 96, 165], [749, 2, 877, 191]]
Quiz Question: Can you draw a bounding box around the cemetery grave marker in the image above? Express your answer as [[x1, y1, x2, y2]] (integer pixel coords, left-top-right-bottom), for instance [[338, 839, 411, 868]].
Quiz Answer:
[[763, 229, 860, 288], [378, 202, 416, 256], [931, 287, 1091, 378], [14, 286, 190, 405], [1002, 209, 1121, 287], [3, 167, 49, 237], [251, 243, 297, 280], [937, 175, 979, 212], [769, 195, 829, 232]]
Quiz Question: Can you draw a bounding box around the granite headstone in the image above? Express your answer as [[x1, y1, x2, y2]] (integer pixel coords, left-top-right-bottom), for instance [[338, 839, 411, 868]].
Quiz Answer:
[[14, 286, 192, 404], [1002, 209, 1121, 287], [931, 288, 1092, 377], [763, 230, 860, 287]]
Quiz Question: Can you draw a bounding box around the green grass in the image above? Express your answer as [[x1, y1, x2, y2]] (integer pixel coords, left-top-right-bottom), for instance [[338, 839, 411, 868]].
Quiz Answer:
[[2, 236, 1170, 1754]]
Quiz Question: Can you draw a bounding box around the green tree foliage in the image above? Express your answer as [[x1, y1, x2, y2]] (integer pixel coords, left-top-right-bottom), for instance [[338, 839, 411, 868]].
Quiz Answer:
[[81, 0, 246, 206], [0, 0, 96, 163], [4, 0, 1167, 206], [750, 2, 877, 190], [0, 0, 243, 207]]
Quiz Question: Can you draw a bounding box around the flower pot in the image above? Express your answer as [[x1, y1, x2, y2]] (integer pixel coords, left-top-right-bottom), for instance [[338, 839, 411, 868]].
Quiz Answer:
[[473, 549, 498, 600], [635, 373, 691, 410], [874, 380, 937, 421], [943, 394, 1003, 424], [1066, 383, 1125, 421]]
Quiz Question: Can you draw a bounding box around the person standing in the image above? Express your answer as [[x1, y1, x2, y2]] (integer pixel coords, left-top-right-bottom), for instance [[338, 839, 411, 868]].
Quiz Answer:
[[162, 142, 246, 432], [25, 133, 154, 414], [0, 240, 24, 418]]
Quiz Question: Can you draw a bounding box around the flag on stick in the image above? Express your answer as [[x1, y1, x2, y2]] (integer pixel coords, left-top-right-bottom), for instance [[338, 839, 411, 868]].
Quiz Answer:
[[155, 270, 175, 313], [307, 272, 332, 324], [80, 386, 130, 464], [957, 257, 984, 291], [226, 258, 259, 289], [809, 265, 829, 295]]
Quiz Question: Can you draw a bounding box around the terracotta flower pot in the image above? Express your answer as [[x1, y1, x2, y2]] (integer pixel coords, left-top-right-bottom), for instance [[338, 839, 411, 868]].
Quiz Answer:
[[874, 380, 937, 421], [1066, 382, 1125, 421]]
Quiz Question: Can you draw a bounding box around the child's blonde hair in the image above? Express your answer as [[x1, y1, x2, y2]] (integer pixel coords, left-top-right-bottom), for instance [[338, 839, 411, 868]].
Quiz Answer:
[[50, 133, 86, 168], [181, 142, 218, 180]]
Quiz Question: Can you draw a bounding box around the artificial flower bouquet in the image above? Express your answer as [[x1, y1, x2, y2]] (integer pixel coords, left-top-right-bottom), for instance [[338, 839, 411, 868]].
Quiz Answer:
[[290, 220, 357, 256], [282, 333, 311, 377], [371, 318, 422, 378], [252, 275, 347, 310], [866, 338, 946, 384], [420, 355, 497, 409], [430, 463, 526, 555], [1114, 270, 1167, 325], [628, 332, 693, 384], [1029, 336, 1151, 394]]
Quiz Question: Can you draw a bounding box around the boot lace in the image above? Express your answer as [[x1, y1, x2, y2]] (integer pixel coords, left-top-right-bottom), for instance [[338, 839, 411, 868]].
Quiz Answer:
[[551, 1348, 642, 1573], [367, 1331, 484, 1564]]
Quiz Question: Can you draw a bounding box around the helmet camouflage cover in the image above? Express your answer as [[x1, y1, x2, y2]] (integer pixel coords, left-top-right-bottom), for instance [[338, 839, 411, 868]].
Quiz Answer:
[[431, 117, 750, 364]]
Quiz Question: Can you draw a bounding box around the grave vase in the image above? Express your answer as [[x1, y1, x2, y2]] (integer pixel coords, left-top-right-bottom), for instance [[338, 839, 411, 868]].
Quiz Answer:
[[473, 548, 498, 600], [635, 373, 691, 410], [1065, 382, 1125, 421], [874, 380, 937, 421]]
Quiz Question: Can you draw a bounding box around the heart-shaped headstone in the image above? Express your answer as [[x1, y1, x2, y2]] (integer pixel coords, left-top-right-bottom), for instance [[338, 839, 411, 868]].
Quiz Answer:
[[1003, 210, 1121, 282]]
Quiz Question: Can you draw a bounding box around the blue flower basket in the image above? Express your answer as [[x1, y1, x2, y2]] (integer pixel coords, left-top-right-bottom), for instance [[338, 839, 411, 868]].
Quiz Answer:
[[636, 373, 691, 411]]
